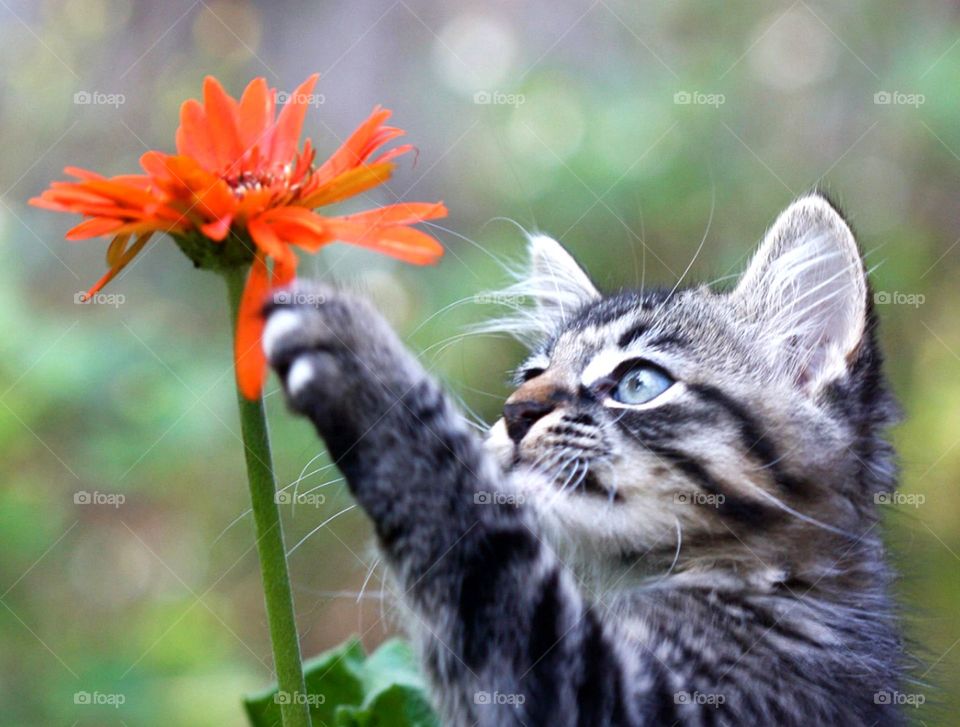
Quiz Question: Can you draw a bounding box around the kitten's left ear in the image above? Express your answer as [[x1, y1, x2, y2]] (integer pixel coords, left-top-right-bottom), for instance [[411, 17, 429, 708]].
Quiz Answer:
[[524, 234, 600, 326], [733, 193, 868, 390]]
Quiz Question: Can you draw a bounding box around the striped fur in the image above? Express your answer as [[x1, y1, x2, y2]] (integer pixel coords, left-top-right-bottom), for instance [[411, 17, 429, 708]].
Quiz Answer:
[[263, 193, 906, 726]]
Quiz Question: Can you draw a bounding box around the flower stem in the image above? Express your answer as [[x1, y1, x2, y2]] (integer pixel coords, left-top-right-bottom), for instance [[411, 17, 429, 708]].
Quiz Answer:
[[223, 267, 312, 727]]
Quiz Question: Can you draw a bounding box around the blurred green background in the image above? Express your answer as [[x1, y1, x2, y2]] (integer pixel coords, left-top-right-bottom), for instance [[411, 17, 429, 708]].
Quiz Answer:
[[1, 0, 957, 724]]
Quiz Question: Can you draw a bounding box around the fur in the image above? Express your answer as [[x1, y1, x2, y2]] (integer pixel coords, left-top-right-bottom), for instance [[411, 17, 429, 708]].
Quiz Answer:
[[263, 193, 907, 726]]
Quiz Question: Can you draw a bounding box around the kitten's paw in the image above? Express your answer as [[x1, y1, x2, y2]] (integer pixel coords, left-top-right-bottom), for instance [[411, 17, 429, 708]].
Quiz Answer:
[[262, 282, 418, 421]]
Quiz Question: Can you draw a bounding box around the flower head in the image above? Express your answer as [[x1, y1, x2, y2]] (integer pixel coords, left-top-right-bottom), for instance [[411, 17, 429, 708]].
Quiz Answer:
[[31, 74, 446, 398]]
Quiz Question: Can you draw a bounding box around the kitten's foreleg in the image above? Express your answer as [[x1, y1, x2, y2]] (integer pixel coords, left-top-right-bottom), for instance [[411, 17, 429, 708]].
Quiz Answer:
[[263, 285, 656, 726]]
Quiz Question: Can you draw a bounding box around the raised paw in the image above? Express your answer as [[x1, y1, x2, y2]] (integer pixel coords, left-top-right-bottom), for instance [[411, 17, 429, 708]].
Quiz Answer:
[[262, 282, 423, 436]]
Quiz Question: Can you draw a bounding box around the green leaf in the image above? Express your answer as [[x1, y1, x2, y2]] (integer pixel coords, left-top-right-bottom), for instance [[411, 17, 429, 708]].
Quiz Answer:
[[244, 638, 439, 727]]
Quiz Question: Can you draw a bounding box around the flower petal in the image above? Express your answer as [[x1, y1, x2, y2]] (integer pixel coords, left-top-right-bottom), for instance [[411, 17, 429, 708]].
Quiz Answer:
[[313, 106, 403, 184], [202, 76, 244, 171], [83, 232, 154, 298], [332, 201, 447, 227], [66, 217, 126, 240], [200, 215, 233, 241], [248, 216, 299, 272], [237, 77, 275, 158], [298, 161, 395, 209], [259, 207, 332, 251], [175, 98, 218, 170], [235, 255, 271, 400], [323, 220, 444, 264], [269, 73, 319, 165]]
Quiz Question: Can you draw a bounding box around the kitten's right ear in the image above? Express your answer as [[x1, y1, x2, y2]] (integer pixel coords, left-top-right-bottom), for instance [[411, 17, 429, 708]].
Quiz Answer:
[[523, 234, 600, 327], [473, 234, 599, 347], [732, 194, 868, 391]]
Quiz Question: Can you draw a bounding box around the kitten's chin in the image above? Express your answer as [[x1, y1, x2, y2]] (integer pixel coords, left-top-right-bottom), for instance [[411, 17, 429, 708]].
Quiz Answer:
[[483, 418, 514, 469]]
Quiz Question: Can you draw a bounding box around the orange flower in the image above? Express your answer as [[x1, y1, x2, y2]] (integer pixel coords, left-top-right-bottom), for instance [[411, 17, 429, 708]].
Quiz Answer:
[[31, 74, 447, 398]]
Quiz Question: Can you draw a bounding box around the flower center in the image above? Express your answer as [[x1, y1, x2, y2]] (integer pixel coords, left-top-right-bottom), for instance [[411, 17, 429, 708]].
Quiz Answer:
[[224, 167, 289, 196]]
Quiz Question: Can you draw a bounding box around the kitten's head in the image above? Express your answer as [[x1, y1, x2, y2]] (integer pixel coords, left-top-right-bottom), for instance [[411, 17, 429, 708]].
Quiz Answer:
[[485, 194, 898, 585]]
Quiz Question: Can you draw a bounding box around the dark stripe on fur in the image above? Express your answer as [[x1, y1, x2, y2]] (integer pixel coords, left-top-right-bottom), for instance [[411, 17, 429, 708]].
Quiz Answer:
[[647, 444, 772, 525], [689, 383, 808, 493], [458, 525, 541, 668]]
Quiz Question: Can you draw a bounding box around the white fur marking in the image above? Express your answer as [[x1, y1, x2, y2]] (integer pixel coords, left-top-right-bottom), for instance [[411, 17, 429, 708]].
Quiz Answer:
[[287, 358, 315, 397], [581, 348, 628, 387], [262, 309, 303, 359]]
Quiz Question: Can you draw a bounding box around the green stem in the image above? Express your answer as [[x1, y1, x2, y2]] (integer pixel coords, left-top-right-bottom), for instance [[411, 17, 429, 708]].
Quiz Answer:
[[223, 267, 312, 727]]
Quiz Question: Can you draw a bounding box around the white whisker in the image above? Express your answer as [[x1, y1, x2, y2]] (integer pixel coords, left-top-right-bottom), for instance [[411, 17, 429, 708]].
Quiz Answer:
[[287, 505, 358, 557]]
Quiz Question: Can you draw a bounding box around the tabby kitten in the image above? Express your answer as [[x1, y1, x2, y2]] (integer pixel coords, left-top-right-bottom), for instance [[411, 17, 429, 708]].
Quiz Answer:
[[263, 193, 905, 726]]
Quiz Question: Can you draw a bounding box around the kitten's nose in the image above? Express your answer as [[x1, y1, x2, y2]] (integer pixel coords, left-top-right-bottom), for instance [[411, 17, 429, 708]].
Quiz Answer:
[[503, 399, 556, 443], [503, 374, 571, 443]]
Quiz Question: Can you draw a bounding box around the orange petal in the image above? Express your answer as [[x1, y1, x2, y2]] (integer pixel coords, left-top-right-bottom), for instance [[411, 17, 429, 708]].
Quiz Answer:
[[298, 161, 395, 208], [200, 215, 233, 241], [202, 76, 243, 171], [64, 166, 105, 181], [141, 152, 237, 223], [83, 232, 154, 299], [323, 220, 444, 264], [237, 77, 275, 155], [313, 106, 393, 183], [372, 143, 414, 166], [269, 73, 319, 165], [175, 98, 218, 170], [235, 255, 270, 400], [248, 216, 299, 272], [333, 201, 447, 227], [66, 217, 126, 240], [272, 254, 297, 287], [106, 234, 132, 266], [260, 207, 332, 251]]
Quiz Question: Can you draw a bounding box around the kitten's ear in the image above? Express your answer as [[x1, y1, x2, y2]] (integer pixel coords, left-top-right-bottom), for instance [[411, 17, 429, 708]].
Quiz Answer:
[[733, 194, 868, 390], [524, 234, 600, 325]]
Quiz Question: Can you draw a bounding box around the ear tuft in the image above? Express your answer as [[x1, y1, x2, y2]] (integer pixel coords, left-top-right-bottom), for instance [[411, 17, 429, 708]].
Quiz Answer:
[[734, 194, 868, 390], [526, 234, 600, 321], [471, 234, 599, 347]]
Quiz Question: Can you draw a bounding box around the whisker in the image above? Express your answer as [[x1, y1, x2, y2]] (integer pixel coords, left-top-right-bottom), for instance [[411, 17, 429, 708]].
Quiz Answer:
[[210, 508, 252, 547], [286, 505, 358, 557], [358, 557, 382, 604]]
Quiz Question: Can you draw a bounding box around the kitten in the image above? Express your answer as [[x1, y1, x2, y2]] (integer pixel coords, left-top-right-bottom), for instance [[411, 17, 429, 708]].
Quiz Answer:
[[262, 193, 906, 726]]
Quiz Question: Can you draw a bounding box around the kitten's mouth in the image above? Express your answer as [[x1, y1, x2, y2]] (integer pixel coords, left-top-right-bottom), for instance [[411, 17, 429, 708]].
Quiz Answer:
[[517, 453, 620, 501]]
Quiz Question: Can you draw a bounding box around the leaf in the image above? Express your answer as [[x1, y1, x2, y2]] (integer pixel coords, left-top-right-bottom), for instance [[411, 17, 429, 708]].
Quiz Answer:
[[342, 684, 440, 727], [244, 638, 439, 727]]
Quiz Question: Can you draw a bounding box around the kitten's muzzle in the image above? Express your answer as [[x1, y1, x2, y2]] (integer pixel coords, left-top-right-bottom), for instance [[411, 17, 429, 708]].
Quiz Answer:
[[503, 375, 574, 443], [503, 399, 556, 442]]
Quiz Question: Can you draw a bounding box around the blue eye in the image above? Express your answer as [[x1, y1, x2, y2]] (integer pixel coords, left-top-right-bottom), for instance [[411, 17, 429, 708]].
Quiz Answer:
[[612, 364, 674, 405]]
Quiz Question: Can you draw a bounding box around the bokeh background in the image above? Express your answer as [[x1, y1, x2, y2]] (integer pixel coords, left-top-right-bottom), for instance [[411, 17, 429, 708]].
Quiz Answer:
[[1, 0, 957, 724]]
